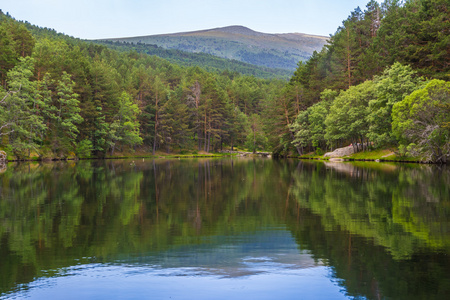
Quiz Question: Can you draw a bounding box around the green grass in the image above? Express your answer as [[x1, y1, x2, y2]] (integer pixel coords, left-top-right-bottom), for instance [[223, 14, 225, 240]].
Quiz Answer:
[[299, 153, 329, 160], [348, 149, 396, 160], [298, 148, 424, 163]]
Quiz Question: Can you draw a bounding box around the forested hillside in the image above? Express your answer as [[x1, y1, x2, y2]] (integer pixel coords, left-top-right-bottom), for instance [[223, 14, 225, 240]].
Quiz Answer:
[[271, 0, 449, 162], [95, 40, 293, 79], [0, 10, 283, 160], [0, 0, 449, 162], [101, 25, 327, 70]]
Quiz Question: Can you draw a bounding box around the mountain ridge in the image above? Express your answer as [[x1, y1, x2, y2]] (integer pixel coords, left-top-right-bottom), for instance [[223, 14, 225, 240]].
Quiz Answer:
[[100, 26, 328, 70]]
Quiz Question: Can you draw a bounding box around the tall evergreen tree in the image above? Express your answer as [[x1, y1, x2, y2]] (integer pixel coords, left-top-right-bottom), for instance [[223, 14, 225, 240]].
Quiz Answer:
[[51, 72, 83, 155], [5, 57, 47, 157], [109, 91, 142, 155]]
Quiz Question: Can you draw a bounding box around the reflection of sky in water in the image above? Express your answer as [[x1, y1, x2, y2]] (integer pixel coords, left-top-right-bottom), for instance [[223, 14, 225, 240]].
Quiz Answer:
[[17, 265, 348, 300], [2, 229, 352, 299]]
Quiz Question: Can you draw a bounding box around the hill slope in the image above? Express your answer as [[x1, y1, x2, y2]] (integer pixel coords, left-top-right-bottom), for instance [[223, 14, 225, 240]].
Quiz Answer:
[[100, 26, 328, 70], [96, 40, 293, 79]]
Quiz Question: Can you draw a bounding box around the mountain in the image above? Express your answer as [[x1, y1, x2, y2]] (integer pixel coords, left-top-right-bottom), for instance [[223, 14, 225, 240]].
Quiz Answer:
[[99, 26, 328, 71], [96, 40, 294, 80]]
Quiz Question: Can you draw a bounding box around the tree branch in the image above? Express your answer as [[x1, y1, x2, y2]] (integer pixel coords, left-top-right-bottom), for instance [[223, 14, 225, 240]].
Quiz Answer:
[[0, 90, 18, 105]]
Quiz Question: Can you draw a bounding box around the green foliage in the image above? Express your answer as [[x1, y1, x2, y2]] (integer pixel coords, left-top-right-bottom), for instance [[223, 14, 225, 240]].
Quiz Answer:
[[285, 0, 448, 158], [367, 63, 425, 147], [5, 56, 47, 158], [325, 80, 375, 147], [245, 114, 267, 152], [110, 91, 143, 155], [1, 12, 287, 157], [376, 0, 450, 80], [291, 89, 337, 151], [52, 72, 83, 155], [96, 40, 293, 80], [392, 79, 450, 162], [0, 3, 449, 159], [75, 139, 93, 158]]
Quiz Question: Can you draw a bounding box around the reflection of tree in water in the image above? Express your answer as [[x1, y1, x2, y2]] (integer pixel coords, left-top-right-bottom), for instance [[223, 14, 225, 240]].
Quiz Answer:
[[0, 158, 293, 289], [285, 203, 450, 300], [287, 161, 450, 300], [291, 161, 450, 258], [0, 159, 449, 299]]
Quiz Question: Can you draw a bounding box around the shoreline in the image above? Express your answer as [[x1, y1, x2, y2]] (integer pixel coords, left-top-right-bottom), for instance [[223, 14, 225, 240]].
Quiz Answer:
[[295, 156, 441, 164], [0, 150, 446, 165]]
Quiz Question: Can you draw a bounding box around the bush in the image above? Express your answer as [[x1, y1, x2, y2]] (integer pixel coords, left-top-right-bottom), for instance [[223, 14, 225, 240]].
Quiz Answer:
[[76, 139, 93, 158]]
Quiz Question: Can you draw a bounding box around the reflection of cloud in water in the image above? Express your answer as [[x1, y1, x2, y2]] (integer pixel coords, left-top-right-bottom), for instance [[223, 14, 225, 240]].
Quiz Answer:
[[111, 229, 323, 279], [22, 263, 346, 300]]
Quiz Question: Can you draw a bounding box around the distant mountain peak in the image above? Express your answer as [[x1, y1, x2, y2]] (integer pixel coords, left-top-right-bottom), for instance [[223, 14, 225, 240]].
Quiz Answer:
[[210, 26, 264, 36], [103, 26, 327, 71], [163, 25, 264, 37]]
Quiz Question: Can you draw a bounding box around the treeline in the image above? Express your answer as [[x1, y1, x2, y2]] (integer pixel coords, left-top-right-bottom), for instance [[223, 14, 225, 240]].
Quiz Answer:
[[0, 0, 449, 161], [0, 11, 283, 159], [270, 0, 449, 162], [95, 40, 293, 80]]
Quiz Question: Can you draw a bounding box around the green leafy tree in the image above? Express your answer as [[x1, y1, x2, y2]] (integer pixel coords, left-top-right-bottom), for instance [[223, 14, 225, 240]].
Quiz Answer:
[[291, 89, 337, 153], [290, 110, 310, 152], [229, 106, 249, 151], [245, 114, 267, 153], [160, 86, 192, 152], [325, 80, 375, 151], [110, 91, 142, 155], [392, 79, 450, 163], [367, 63, 425, 147]]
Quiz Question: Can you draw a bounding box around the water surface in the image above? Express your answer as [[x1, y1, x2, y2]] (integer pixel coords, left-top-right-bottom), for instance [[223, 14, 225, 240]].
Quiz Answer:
[[0, 158, 449, 299]]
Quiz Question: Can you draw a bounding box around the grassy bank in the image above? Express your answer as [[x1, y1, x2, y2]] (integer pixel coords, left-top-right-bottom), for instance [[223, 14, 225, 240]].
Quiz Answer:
[[298, 148, 428, 163], [0, 148, 237, 162]]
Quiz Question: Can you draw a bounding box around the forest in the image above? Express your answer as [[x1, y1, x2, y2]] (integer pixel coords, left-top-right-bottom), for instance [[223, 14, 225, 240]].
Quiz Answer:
[[0, 0, 449, 162], [96, 40, 293, 80]]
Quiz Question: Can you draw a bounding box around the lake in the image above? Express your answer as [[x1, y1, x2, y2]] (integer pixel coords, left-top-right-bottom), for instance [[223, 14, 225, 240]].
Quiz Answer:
[[0, 158, 449, 299]]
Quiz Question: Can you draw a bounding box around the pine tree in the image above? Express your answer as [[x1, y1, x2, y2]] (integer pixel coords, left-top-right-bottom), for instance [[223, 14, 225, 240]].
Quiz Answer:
[[52, 72, 83, 155], [5, 57, 47, 157], [109, 91, 142, 155], [0, 23, 17, 87]]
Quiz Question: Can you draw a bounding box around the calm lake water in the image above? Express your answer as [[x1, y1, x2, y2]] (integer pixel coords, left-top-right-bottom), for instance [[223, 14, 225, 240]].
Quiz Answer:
[[0, 158, 449, 300]]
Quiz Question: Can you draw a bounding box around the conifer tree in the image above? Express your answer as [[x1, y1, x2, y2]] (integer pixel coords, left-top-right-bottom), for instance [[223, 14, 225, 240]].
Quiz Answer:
[[109, 91, 142, 155], [5, 57, 47, 157], [52, 72, 83, 155]]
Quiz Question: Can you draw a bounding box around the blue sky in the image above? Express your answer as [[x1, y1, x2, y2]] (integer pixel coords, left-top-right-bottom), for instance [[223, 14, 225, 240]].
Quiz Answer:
[[1, 0, 383, 39]]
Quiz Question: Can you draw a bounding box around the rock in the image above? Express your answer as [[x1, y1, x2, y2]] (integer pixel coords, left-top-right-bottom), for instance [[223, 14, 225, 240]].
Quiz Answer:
[[0, 150, 6, 161], [323, 146, 355, 158], [0, 151, 6, 173]]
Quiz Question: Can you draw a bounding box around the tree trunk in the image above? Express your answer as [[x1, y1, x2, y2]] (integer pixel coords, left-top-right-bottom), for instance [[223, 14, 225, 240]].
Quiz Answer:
[[347, 27, 351, 89], [206, 131, 211, 153], [253, 125, 256, 154]]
